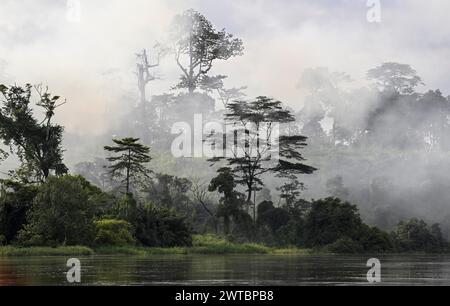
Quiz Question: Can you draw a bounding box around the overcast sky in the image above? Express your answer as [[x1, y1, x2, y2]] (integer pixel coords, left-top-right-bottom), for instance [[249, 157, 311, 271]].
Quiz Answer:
[[1, 0, 449, 135]]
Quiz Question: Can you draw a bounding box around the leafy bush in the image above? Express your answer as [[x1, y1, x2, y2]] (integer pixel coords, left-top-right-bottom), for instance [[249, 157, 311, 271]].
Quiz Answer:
[[0, 180, 37, 244], [302, 198, 395, 252], [135, 203, 192, 247], [326, 237, 364, 254], [358, 225, 393, 252], [258, 201, 290, 234], [17, 176, 97, 246], [304, 198, 363, 247], [0, 246, 94, 257], [115, 193, 138, 222], [192, 234, 269, 254], [392, 218, 447, 253], [257, 201, 304, 247], [275, 220, 304, 247], [94, 219, 135, 246]]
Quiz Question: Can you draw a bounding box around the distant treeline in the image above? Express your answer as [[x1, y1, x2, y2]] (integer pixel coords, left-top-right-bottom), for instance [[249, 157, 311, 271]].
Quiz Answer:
[[0, 174, 447, 254]]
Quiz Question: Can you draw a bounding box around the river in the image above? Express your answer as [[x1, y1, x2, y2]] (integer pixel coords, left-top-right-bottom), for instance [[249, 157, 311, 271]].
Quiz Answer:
[[1, 254, 450, 286]]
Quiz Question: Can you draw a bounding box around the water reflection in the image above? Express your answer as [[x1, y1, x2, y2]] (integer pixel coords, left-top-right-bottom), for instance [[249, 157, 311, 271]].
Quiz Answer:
[[1, 254, 450, 286]]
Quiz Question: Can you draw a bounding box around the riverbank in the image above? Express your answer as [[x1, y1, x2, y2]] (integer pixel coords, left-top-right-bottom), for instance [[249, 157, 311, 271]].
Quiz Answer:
[[0, 235, 312, 257]]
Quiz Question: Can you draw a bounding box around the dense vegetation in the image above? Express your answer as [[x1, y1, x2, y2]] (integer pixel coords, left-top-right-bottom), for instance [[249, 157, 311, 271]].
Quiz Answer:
[[1, 9, 449, 254]]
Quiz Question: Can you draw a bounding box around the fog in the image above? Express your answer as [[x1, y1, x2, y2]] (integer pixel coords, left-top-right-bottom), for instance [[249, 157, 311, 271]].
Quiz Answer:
[[1, 1, 450, 236]]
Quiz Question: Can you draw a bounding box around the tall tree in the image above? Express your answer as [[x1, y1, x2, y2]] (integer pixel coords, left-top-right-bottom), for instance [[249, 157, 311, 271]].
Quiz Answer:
[[277, 174, 304, 208], [209, 96, 317, 220], [170, 9, 244, 93], [136, 47, 161, 107], [135, 46, 166, 145], [0, 84, 68, 182], [208, 167, 248, 236], [415, 90, 450, 151], [104, 138, 152, 194], [0, 179, 38, 244]]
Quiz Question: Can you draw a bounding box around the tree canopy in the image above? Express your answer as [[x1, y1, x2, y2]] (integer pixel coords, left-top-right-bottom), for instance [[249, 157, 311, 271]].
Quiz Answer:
[[210, 96, 317, 207], [170, 9, 244, 93], [0, 84, 67, 182], [104, 138, 152, 194]]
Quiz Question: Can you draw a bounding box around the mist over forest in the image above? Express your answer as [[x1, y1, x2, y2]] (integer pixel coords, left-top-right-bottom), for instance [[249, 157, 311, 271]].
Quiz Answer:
[[1, 1, 450, 253]]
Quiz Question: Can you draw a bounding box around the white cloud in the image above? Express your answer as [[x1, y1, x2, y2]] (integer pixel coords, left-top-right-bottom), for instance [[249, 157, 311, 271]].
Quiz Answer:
[[1, 0, 449, 134]]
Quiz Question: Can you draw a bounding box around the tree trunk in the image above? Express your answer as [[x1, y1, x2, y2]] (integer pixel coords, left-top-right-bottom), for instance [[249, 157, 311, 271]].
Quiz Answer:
[[224, 216, 230, 236], [43, 168, 49, 180], [246, 182, 252, 203], [126, 149, 131, 194], [246, 182, 253, 216], [253, 189, 257, 222]]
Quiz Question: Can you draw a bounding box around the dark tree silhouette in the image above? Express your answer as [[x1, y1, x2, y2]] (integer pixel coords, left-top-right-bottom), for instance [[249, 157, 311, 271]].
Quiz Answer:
[[170, 9, 244, 93], [0, 84, 67, 182], [209, 96, 317, 220], [209, 167, 247, 235], [104, 138, 152, 194]]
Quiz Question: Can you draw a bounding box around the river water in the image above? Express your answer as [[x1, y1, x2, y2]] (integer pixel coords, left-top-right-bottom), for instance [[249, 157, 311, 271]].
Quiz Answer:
[[1, 254, 450, 286]]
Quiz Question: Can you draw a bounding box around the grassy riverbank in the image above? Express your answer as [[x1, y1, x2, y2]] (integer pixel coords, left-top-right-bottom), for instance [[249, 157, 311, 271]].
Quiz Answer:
[[0, 235, 312, 257], [0, 246, 95, 256]]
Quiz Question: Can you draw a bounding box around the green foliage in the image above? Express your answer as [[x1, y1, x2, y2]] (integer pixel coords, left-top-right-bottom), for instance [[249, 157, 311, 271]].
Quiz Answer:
[[210, 97, 316, 205], [0, 246, 94, 257], [191, 234, 269, 254], [134, 203, 192, 247], [115, 193, 138, 222], [255, 196, 446, 253], [104, 137, 152, 194], [145, 173, 193, 214], [257, 200, 306, 247], [326, 237, 364, 254], [302, 198, 395, 253], [0, 84, 68, 182], [94, 219, 135, 247], [392, 218, 446, 253], [275, 220, 304, 247], [17, 176, 97, 247], [358, 225, 393, 253], [258, 201, 290, 234], [171, 9, 244, 93], [324, 228, 393, 254], [277, 175, 305, 208], [94, 245, 188, 256], [0, 180, 37, 244], [209, 167, 251, 238], [304, 198, 363, 247]]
